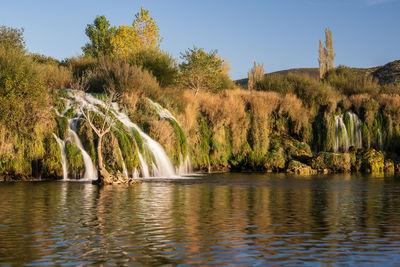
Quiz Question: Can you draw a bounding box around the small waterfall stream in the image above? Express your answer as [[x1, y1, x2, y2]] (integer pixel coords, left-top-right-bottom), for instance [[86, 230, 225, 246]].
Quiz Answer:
[[68, 119, 98, 181], [334, 111, 363, 153]]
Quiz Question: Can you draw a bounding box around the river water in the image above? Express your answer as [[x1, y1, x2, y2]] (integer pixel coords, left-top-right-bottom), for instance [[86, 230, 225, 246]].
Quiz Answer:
[[1, 173, 400, 266]]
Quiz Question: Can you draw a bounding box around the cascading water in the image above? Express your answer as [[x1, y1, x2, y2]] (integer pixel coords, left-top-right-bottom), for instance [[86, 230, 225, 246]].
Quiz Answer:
[[68, 119, 98, 181], [147, 99, 192, 175], [53, 89, 185, 180], [334, 111, 363, 153]]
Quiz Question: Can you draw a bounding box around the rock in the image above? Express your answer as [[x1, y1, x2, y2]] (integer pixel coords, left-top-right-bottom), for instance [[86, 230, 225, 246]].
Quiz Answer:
[[287, 160, 316, 175], [361, 149, 385, 173], [311, 152, 351, 173], [373, 60, 400, 85], [264, 148, 286, 172], [284, 139, 313, 161]]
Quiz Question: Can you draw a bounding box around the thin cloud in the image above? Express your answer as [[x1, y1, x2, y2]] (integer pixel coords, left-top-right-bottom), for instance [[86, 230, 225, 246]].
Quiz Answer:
[[366, 0, 397, 6]]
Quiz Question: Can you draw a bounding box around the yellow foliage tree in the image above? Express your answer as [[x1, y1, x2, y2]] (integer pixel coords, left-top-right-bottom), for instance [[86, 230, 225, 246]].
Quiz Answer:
[[110, 7, 161, 59], [132, 7, 160, 49], [110, 25, 140, 59]]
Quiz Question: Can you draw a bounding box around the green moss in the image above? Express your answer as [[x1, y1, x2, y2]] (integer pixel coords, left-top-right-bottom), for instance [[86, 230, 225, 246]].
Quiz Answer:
[[42, 136, 62, 178], [113, 127, 140, 174], [65, 142, 84, 177], [311, 152, 351, 173], [287, 160, 315, 175]]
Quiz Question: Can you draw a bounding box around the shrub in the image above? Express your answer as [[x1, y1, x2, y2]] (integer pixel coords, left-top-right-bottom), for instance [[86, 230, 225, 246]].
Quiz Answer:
[[87, 57, 160, 94], [325, 66, 380, 95], [129, 48, 179, 87]]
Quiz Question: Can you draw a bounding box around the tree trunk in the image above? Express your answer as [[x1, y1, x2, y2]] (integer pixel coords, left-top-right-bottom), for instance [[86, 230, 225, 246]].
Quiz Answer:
[[97, 134, 113, 185]]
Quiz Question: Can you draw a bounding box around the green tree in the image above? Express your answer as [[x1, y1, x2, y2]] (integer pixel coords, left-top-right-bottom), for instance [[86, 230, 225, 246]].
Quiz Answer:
[[179, 47, 230, 93], [129, 48, 178, 87], [0, 25, 25, 50], [82, 16, 115, 57]]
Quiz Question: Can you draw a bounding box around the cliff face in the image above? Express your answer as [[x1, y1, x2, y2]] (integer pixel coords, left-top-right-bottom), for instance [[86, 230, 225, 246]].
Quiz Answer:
[[373, 60, 400, 85]]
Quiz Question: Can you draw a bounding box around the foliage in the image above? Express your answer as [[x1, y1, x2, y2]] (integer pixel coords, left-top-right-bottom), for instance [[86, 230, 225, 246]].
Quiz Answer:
[[82, 16, 115, 57], [179, 47, 233, 93], [247, 61, 264, 90], [109, 8, 160, 59], [129, 48, 178, 87], [110, 25, 140, 59], [0, 25, 25, 50], [132, 7, 160, 49], [0, 41, 53, 176], [88, 57, 160, 95], [325, 66, 380, 95]]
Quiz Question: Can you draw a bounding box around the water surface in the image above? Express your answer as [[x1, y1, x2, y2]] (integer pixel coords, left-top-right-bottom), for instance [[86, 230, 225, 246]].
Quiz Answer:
[[1, 173, 400, 266]]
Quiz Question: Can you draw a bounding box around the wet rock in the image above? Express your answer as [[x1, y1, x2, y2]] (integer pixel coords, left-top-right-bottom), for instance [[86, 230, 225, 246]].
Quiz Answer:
[[361, 149, 385, 173], [287, 160, 316, 175], [311, 152, 351, 173]]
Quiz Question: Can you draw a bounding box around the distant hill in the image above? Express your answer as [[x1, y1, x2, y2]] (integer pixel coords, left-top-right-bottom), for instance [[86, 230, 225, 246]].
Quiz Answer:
[[373, 60, 400, 85], [236, 60, 400, 88]]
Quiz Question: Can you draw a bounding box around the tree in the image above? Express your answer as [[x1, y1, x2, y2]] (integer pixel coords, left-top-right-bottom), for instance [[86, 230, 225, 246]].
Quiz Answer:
[[318, 28, 335, 79], [325, 28, 335, 71], [132, 7, 160, 49], [129, 48, 178, 87], [80, 91, 118, 185], [179, 47, 229, 93], [110, 25, 140, 59], [0, 25, 25, 50], [318, 40, 327, 79], [248, 62, 264, 90], [82, 16, 115, 57]]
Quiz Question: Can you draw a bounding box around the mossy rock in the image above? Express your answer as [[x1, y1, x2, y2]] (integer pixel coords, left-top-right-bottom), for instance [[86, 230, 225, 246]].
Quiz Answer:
[[311, 152, 351, 173], [264, 148, 286, 172], [65, 142, 84, 178], [361, 149, 385, 173], [284, 138, 313, 161], [287, 160, 316, 176], [41, 136, 63, 179]]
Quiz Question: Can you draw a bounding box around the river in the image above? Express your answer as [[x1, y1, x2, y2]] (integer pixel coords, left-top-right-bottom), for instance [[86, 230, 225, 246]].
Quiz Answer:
[[1, 173, 400, 266]]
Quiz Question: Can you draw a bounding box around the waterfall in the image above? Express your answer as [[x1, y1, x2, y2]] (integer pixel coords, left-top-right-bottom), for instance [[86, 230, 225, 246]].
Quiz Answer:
[[334, 111, 363, 153], [114, 108, 176, 178], [68, 119, 98, 181], [54, 89, 181, 179], [147, 98, 192, 175], [178, 154, 192, 175], [53, 134, 68, 180]]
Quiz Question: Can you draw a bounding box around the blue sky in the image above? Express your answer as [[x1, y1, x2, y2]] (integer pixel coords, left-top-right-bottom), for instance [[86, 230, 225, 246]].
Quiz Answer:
[[0, 0, 399, 79]]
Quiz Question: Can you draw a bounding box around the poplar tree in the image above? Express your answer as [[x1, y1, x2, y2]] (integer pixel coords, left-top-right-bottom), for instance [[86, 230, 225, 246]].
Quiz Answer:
[[325, 28, 335, 71], [318, 40, 327, 79], [318, 28, 335, 79]]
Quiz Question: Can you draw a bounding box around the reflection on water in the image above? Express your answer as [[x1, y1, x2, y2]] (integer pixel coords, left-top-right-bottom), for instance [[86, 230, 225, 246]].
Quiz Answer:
[[1, 174, 400, 265]]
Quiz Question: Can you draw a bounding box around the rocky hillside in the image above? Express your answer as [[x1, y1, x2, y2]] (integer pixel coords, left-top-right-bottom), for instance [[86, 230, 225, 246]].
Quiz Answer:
[[237, 60, 400, 87], [373, 60, 400, 85]]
